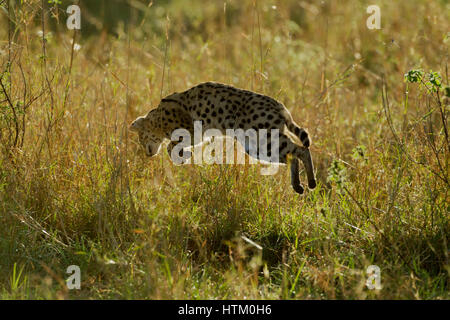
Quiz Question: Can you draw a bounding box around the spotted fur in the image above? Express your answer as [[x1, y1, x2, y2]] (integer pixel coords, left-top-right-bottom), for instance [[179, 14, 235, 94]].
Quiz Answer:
[[130, 82, 316, 194]]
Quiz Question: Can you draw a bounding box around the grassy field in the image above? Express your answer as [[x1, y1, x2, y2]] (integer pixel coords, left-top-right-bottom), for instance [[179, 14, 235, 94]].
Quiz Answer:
[[0, 0, 448, 299]]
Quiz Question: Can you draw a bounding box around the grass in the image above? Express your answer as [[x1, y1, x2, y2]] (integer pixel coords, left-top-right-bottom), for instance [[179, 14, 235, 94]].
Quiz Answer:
[[0, 0, 448, 299]]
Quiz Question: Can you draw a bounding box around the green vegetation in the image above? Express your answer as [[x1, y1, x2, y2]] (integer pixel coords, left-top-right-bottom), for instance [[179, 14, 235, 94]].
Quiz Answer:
[[0, 0, 448, 299]]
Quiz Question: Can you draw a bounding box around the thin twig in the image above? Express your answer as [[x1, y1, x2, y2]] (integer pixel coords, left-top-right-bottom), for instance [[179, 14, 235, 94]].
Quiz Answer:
[[382, 76, 449, 187], [0, 74, 19, 147], [343, 186, 419, 277], [160, 15, 170, 99]]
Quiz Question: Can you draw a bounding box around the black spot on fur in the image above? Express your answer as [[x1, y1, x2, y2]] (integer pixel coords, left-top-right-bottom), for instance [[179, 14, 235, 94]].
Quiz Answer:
[[303, 139, 310, 148], [300, 131, 308, 141]]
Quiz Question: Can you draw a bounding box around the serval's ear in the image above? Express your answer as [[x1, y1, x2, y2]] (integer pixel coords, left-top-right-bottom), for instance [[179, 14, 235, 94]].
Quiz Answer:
[[130, 116, 146, 132]]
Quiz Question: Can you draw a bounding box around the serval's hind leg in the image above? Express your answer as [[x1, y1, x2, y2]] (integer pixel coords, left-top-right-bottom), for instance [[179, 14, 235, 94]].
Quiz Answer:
[[292, 145, 316, 189], [278, 135, 316, 193], [290, 157, 304, 194]]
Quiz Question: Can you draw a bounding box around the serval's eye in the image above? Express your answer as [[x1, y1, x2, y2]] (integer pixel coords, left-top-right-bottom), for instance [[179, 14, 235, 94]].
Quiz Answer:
[[147, 145, 152, 154]]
